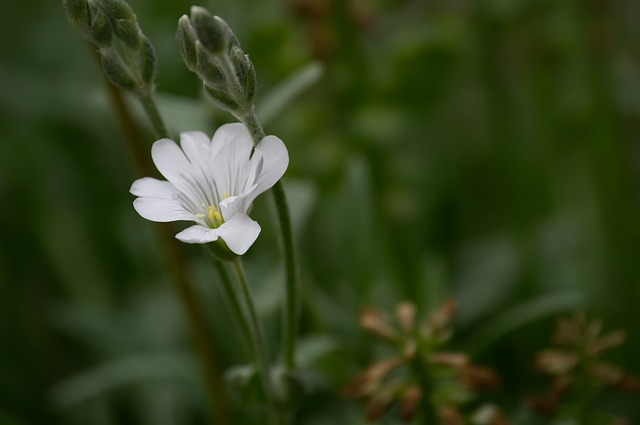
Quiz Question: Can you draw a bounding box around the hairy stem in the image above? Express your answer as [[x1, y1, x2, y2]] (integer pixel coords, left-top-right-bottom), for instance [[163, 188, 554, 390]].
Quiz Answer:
[[242, 109, 299, 370], [139, 93, 169, 139], [231, 258, 283, 425]]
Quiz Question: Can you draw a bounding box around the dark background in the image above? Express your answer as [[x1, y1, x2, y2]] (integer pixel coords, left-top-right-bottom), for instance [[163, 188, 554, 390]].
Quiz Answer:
[[1, 0, 639, 423]]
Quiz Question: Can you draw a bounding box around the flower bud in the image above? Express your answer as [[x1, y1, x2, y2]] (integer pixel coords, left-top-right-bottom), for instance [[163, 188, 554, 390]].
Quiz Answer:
[[101, 50, 138, 93], [113, 18, 142, 50], [63, 0, 90, 31], [399, 386, 422, 423], [243, 56, 257, 103], [360, 307, 398, 342], [139, 36, 157, 90], [230, 46, 256, 102], [190, 6, 230, 55], [204, 85, 242, 114], [195, 42, 225, 88], [177, 15, 198, 71], [396, 301, 417, 333], [96, 0, 136, 21], [87, 3, 113, 47]]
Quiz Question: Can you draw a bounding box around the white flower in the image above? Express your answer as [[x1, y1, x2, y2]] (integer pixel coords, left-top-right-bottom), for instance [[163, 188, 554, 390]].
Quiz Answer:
[[130, 123, 288, 255]]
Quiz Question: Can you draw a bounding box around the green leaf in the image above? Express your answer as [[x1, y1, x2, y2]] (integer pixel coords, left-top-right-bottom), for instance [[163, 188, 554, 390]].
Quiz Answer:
[[463, 292, 585, 355], [256, 61, 324, 126]]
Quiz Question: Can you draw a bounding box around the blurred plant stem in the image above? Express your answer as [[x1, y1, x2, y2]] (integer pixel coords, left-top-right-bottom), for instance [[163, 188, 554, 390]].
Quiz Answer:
[[206, 249, 252, 351], [90, 47, 232, 425], [242, 108, 299, 371], [139, 94, 168, 139], [231, 258, 284, 425]]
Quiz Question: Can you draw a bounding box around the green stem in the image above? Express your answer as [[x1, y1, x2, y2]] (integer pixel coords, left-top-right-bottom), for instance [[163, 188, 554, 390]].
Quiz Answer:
[[139, 94, 169, 139], [207, 249, 253, 353], [231, 258, 283, 425], [413, 345, 438, 424], [241, 109, 299, 371]]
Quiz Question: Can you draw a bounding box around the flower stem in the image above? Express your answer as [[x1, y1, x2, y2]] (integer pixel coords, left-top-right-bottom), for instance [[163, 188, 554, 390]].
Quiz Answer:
[[139, 93, 169, 139], [241, 109, 299, 371], [207, 249, 252, 352], [231, 258, 283, 425]]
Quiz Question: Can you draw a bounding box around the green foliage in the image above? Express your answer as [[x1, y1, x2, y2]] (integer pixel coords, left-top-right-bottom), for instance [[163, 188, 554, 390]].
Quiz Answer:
[[2, 0, 640, 423]]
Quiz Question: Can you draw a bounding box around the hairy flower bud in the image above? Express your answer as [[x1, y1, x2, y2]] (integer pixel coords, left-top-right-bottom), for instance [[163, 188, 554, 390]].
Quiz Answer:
[[177, 15, 198, 71], [139, 36, 157, 90], [101, 50, 138, 93], [190, 6, 230, 55], [86, 2, 113, 47], [204, 85, 241, 114], [96, 0, 136, 21], [195, 42, 225, 88], [113, 18, 141, 50], [63, 0, 90, 31]]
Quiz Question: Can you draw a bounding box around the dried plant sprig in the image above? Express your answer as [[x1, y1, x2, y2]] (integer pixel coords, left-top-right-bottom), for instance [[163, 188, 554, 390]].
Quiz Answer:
[[347, 300, 503, 423]]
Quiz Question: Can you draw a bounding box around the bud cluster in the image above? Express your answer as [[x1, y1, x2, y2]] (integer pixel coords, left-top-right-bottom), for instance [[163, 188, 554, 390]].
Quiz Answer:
[[177, 7, 257, 117], [345, 300, 504, 423], [527, 313, 640, 421], [63, 0, 157, 96]]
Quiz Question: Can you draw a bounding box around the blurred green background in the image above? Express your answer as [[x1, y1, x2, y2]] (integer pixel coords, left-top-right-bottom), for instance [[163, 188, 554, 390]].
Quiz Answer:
[[1, 0, 639, 423]]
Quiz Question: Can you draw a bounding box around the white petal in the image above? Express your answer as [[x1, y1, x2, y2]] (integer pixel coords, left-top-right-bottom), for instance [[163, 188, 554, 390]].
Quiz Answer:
[[130, 177, 177, 199], [211, 123, 254, 150], [209, 124, 255, 199], [175, 225, 220, 244], [180, 131, 211, 165], [219, 194, 252, 221], [216, 213, 261, 255], [151, 138, 209, 208], [151, 138, 192, 183], [133, 197, 194, 222], [245, 135, 289, 204]]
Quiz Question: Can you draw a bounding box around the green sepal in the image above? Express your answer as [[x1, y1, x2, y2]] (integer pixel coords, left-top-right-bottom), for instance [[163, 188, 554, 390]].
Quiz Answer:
[[63, 0, 90, 31], [243, 55, 257, 103], [101, 50, 138, 93], [96, 0, 136, 21], [176, 15, 198, 71], [204, 86, 242, 114], [87, 3, 112, 47], [195, 42, 225, 89], [113, 18, 141, 50], [139, 36, 157, 89], [230, 46, 248, 87]]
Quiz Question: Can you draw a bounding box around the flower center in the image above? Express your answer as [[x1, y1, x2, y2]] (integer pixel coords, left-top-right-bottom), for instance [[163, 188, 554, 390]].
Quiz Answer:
[[196, 204, 224, 228]]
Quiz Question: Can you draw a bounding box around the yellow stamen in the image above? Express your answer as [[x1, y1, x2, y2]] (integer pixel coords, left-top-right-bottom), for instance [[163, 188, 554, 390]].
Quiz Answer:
[[208, 205, 223, 223]]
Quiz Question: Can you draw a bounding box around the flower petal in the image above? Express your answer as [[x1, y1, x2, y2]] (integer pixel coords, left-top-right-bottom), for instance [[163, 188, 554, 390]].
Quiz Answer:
[[216, 213, 261, 255], [208, 123, 255, 198], [133, 197, 194, 222], [175, 225, 220, 244], [180, 131, 211, 166], [246, 135, 288, 203], [151, 138, 209, 209], [130, 177, 177, 199], [211, 123, 253, 150], [151, 138, 192, 183]]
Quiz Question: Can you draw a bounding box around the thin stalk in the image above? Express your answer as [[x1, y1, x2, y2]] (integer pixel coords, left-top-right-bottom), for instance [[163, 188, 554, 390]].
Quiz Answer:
[[207, 249, 252, 352], [412, 344, 438, 424], [139, 93, 169, 139], [231, 258, 283, 425], [241, 109, 299, 370], [91, 47, 232, 424]]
